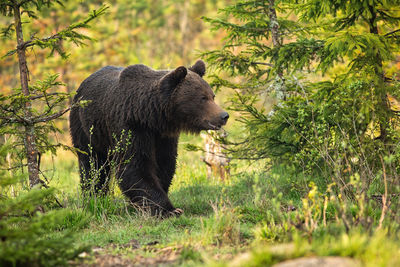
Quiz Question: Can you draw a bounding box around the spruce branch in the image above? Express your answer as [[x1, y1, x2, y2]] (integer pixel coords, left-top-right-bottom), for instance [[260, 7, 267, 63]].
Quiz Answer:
[[29, 92, 66, 100], [32, 106, 71, 123], [3, 5, 108, 58], [385, 28, 400, 37], [1, 23, 15, 38]]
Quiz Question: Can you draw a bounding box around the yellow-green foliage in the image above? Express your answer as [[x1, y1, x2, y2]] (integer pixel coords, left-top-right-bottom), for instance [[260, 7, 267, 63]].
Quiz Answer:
[[213, 230, 400, 267], [0, 167, 89, 266], [200, 202, 241, 246]]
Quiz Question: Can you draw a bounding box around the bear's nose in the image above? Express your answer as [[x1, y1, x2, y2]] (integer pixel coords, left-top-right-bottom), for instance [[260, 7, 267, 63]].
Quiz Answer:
[[220, 112, 229, 123]]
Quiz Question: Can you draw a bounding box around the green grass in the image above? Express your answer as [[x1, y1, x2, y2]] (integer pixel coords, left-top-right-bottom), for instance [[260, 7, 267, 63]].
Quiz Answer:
[[24, 135, 400, 266]]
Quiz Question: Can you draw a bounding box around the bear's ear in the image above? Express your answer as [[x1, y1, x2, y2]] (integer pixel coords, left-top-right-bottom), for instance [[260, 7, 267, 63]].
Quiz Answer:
[[189, 60, 206, 77], [160, 66, 187, 93]]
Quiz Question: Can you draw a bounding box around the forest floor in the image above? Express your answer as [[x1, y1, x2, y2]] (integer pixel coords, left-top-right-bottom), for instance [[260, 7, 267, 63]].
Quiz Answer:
[[42, 143, 400, 267], [76, 242, 360, 267]]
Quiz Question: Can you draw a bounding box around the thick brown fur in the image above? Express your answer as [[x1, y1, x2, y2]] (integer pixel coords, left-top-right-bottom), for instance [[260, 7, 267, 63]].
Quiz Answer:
[[69, 60, 228, 216]]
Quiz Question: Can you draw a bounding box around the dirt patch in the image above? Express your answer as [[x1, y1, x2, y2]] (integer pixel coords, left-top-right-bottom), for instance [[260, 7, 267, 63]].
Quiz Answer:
[[78, 241, 183, 267], [273, 256, 360, 267]]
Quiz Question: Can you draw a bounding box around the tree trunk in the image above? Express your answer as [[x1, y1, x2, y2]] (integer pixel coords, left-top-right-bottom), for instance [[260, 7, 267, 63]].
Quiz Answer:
[[368, 6, 390, 142], [13, 4, 40, 188], [267, 0, 281, 48], [267, 0, 286, 101]]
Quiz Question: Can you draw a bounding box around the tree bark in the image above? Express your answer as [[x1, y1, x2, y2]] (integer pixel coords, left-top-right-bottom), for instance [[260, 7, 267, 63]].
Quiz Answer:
[[267, 0, 281, 48], [368, 5, 390, 142], [267, 0, 286, 101], [13, 3, 40, 188]]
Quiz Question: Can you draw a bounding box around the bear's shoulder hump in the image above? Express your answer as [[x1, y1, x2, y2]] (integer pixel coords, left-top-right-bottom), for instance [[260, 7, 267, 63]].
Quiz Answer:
[[119, 64, 155, 80]]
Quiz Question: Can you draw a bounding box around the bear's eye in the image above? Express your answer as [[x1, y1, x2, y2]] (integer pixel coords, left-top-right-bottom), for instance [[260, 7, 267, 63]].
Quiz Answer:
[[201, 96, 208, 101]]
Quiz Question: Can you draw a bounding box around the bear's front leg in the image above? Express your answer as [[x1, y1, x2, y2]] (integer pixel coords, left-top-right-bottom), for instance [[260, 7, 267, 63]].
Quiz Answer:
[[118, 165, 181, 217], [117, 130, 181, 217], [155, 135, 178, 194]]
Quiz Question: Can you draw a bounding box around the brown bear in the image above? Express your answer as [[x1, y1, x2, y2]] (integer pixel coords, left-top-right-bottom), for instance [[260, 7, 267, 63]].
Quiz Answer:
[[69, 60, 228, 216]]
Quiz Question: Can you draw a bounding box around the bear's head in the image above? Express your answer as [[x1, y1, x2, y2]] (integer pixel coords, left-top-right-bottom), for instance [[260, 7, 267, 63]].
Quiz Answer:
[[160, 60, 229, 133]]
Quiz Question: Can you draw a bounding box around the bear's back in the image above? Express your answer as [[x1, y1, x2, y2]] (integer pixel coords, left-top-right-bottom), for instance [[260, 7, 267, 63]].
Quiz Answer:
[[119, 64, 167, 87], [76, 66, 123, 99]]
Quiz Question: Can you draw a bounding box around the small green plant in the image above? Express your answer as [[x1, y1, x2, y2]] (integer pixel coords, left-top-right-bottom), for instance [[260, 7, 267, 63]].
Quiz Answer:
[[255, 219, 295, 243], [0, 144, 89, 266], [80, 127, 136, 219], [201, 201, 241, 246], [83, 127, 133, 195], [179, 246, 203, 264]]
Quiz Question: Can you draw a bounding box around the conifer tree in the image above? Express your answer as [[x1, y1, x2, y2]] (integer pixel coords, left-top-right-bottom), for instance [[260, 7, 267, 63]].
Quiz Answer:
[[203, 0, 400, 189], [202, 0, 307, 159], [0, 1, 107, 188]]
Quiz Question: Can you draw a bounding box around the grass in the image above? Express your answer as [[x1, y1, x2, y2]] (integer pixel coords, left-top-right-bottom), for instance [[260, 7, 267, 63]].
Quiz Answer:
[[14, 134, 400, 266]]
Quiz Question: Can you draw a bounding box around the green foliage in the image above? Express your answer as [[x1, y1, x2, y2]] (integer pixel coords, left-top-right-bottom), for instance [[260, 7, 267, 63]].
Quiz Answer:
[[0, 2, 107, 265], [0, 1, 62, 17], [203, 0, 400, 200], [215, 230, 400, 267], [0, 0, 106, 187], [201, 202, 241, 246], [179, 246, 203, 263], [1, 3, 108, 58], [1, 75, 70, 161], [0, 144, 90, 267]]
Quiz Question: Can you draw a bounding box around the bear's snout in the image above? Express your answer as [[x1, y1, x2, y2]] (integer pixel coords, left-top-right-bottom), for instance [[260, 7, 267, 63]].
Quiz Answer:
[[220, 112, 229, 124], [206, 110, 229, 130]]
